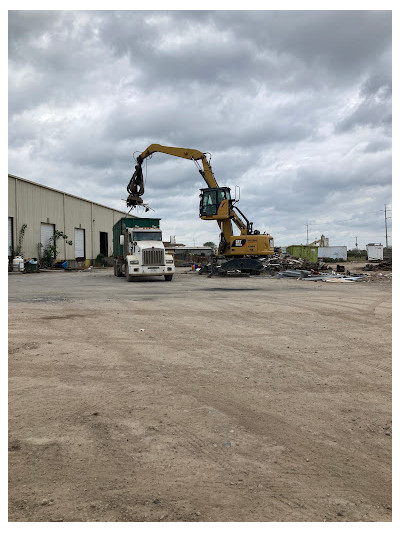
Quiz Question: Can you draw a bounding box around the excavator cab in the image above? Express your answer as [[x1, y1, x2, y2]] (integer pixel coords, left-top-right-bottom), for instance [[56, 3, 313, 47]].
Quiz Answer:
[[199, 187, 231, 217]]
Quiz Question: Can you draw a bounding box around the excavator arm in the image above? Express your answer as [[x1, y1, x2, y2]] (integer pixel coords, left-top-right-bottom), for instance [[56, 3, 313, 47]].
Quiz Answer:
[[126, 143, 250, 237], [127, 144, 218, 206], [126, 143, 274, 260]]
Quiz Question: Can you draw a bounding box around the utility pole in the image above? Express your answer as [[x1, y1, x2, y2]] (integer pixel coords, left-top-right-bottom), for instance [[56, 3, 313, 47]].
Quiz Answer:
[[354, 236, 358, 249], [305, 223, 309, 245], [384, 204, 388, 248]]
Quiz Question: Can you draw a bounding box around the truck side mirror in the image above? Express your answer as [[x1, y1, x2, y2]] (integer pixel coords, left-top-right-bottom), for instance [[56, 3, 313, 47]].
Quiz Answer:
[[120, 235, 124, 245]]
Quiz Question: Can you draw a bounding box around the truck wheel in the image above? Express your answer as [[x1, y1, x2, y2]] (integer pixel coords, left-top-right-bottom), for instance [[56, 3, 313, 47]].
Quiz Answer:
[[164, 274, 173, 281], [115, 260, 124, 277], [125, 263, 134, 282]]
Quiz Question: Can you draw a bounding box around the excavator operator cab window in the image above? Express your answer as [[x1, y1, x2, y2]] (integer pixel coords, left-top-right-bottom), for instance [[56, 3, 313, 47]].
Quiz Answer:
[[200, 187, 231, 217]]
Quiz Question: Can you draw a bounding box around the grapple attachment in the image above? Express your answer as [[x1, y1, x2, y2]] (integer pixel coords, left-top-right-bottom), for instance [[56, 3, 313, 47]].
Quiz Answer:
[[126, 160, 145, 207]]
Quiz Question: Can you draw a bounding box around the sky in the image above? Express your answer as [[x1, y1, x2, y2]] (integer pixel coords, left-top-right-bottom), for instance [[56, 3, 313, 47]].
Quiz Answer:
[[8, 7, 392, 250]]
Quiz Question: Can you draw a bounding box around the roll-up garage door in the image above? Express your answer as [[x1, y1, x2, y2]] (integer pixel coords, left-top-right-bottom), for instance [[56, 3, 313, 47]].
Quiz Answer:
[[8, 217, 13, 256], [40, 223, 55, 255], [74, 228, 85, 259]]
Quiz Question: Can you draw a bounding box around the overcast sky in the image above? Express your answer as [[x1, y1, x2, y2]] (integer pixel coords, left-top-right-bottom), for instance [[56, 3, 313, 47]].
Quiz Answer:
[[8, 9, 392, 249]]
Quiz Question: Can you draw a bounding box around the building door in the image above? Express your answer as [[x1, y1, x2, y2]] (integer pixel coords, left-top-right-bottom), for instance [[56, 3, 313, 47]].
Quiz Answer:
[[8, 217, 13, 257], [40, 223, 55, 256], [100, 232, 108, 256], [74, 228, 85, 259]]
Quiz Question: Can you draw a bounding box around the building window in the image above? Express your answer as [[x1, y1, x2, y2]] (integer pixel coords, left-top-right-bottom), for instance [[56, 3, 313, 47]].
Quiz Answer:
[[74, 228, 85, 260], [100, 231, 108, 257]]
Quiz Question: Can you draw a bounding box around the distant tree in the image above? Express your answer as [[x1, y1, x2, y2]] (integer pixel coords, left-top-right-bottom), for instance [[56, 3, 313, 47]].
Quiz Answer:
[[203, 241, 217, 254], [348, 248, 367, 258]]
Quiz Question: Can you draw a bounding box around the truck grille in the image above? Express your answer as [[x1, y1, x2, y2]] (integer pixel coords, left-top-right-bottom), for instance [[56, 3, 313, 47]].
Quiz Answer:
[[143, 249, 164, 266]]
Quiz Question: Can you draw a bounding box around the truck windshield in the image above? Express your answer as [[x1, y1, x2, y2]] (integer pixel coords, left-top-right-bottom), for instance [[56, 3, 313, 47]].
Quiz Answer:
[[132, 231, 162, 241]]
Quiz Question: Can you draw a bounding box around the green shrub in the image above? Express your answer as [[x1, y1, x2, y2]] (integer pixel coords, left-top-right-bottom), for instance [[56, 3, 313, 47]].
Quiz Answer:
[[39, 230, 72, 268], [95, 253, 105, 266]]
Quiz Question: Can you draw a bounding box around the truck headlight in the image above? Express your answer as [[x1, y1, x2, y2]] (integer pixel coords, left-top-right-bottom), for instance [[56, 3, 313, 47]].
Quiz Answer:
[[130, 260, 139, 264], [166, 259, 174, 264]]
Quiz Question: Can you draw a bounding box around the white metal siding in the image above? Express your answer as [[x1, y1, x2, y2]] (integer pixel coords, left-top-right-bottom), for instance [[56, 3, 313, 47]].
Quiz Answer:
[[318, 246, 347, 260], [8, 175, 136, 260], [8, 217, 13, 256], [75, 228, 85, 258], [40, 223, 55, 254], [366, 245, 383, 261]]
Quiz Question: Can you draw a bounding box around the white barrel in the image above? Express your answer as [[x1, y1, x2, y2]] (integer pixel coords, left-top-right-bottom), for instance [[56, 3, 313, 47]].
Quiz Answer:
[[12, 256, 24, 272]]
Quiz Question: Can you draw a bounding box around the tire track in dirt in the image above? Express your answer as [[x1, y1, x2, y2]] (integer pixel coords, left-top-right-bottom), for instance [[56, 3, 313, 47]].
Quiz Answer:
[[86, 312, 390, 519], [9, 272, 391, 522], [60, 312, 314, 519]]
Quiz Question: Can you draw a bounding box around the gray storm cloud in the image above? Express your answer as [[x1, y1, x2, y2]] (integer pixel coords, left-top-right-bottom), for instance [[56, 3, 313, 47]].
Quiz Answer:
[[8, 10, 392, 248]]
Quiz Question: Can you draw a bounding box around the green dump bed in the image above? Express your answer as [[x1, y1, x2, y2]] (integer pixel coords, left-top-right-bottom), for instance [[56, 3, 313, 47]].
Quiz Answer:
[[286, 245, 318, 263], [113, 217, 161, 257]]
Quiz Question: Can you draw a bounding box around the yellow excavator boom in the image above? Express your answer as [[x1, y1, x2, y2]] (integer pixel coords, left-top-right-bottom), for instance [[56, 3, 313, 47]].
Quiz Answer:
[[126, 144, 274, 262]]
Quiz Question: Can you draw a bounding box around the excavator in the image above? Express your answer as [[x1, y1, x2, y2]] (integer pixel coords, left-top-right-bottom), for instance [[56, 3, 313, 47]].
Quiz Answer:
[[126, 144, 274, 274]]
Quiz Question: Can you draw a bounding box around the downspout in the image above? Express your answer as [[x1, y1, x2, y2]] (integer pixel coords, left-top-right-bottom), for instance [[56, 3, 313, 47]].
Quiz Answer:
[[91, 202, 94, 262], [63, 193, 66, 260], [14, 177, 18, 256]]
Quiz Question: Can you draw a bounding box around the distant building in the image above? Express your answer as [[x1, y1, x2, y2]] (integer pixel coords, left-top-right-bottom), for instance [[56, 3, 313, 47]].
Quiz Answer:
[[309, 234, 329, 247], [286, 242, 348, 261], [8, 174, 135, 266], [318, 246, 347, 261], [164, 245, 213, 262]]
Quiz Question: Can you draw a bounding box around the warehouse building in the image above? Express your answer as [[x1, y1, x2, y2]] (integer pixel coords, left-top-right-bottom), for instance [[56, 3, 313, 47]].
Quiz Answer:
[[8, 174, 135, 267]]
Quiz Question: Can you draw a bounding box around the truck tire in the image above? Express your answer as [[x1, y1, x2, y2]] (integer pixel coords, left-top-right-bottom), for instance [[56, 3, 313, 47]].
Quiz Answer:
[[114, 259, 124, 277], [164, 274, 173, 281], [125, 262, 134, 282]]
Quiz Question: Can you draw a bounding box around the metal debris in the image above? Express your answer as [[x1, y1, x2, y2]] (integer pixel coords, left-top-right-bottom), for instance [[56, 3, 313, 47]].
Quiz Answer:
[[362, 260, 392, 271]]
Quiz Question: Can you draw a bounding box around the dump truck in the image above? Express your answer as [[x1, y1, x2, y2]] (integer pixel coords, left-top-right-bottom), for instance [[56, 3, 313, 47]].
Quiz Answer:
[[113, 217, 175, 281]]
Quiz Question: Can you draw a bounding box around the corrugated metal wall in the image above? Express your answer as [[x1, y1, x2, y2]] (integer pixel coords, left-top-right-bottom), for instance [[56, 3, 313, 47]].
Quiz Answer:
[[286, 245, 318, 263], [8, 174, 135, 261], [318, 246, 347, 260]]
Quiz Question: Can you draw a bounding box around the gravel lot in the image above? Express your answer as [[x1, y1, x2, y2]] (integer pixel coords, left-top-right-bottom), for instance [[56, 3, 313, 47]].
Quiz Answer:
[[8, 267, 392, 522]]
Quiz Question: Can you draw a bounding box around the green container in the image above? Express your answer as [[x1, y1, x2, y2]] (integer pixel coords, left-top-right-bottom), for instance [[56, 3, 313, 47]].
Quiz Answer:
[[113, 217, 161, 257], [286, 245, 318, 263]]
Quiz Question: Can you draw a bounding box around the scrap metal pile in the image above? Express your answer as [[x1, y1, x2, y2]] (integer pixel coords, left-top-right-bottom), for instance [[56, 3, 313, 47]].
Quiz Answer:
[[362, 259, 392, 271], [262, 250, 319, 274], [197, 249, 391, 282], [261, 251, 364, 282]]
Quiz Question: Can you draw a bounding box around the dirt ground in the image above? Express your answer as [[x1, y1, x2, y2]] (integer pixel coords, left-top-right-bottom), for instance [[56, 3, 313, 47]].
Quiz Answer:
[[8, 265, 392, 522]]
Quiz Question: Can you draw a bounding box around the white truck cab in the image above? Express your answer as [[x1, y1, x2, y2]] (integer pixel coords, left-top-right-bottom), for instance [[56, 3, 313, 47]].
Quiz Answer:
[[114, 226, 175, 281]]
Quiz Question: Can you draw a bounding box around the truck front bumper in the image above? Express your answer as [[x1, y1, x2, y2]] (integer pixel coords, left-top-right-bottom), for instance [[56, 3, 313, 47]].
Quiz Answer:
[[128, 265, 175, 276]]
